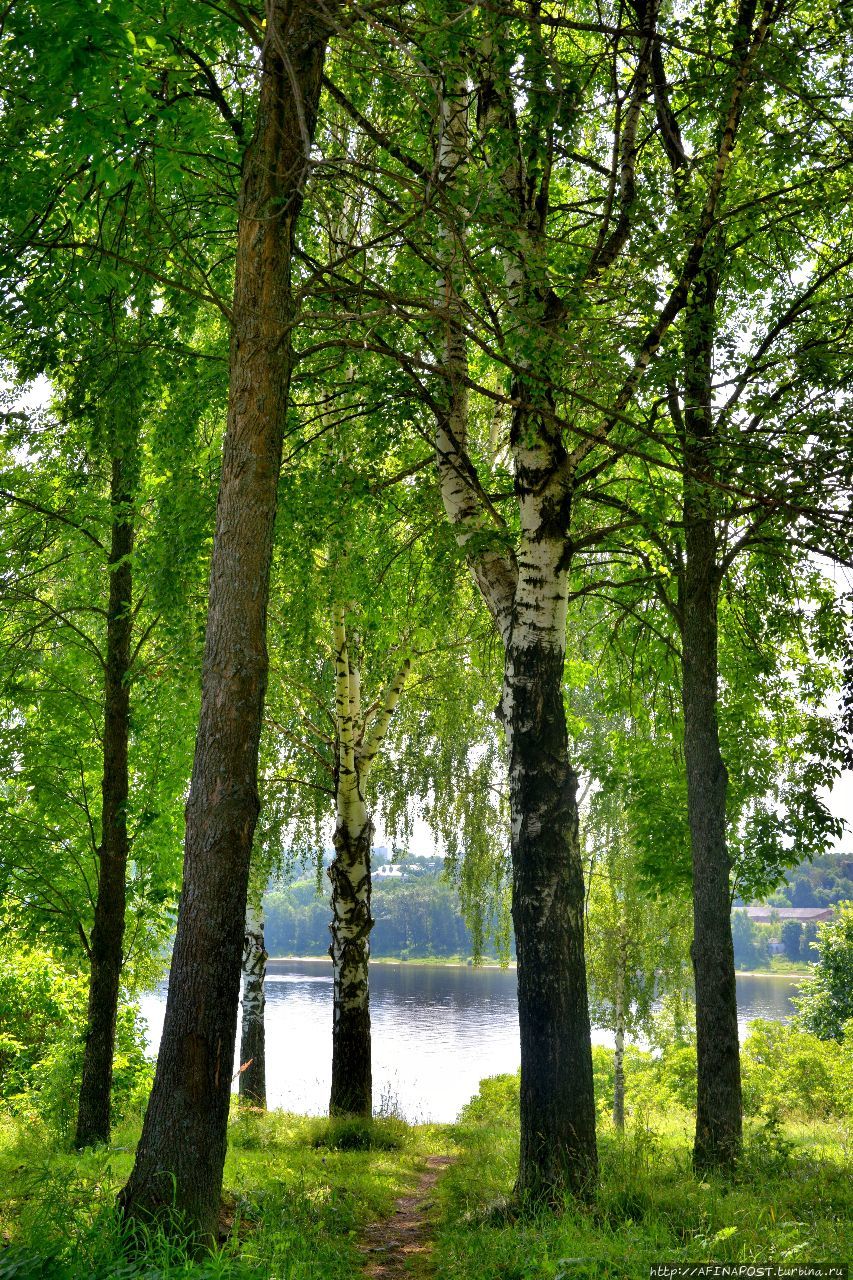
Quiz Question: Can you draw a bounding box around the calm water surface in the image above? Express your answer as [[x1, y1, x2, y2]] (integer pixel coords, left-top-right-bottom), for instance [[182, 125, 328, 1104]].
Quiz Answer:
[[139, 962, 802, 1123]]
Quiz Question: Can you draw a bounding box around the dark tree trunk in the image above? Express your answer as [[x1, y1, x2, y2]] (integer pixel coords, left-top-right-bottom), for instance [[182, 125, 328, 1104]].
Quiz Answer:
[[328, 811, 374, 1117], [75, 454, 134, 1149], [681, 265, 742, 1172], [118, 0, 337, 1242], [239, 903, 267, 1108], [507, 630, 598, 1202]]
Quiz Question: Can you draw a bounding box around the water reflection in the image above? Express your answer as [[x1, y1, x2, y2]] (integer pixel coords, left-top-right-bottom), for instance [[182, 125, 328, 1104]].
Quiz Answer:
[[139, 961, 803, 1123]]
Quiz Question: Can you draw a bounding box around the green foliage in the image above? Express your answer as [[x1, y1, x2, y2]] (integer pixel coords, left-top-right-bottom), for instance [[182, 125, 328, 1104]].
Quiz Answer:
[[741, 1020, 853, 1121], [731, 910, 770, 970], [794, 902, 853, 1041], [0, 945, 151, 1138], [583, 791, 693, 1047], [461, 1028, 853, 1132]]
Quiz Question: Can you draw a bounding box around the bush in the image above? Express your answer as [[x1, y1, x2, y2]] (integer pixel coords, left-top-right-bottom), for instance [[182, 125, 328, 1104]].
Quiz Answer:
[[741, 1019, 851, 1119], [0, 946, 151, 1137], [654, 1043, 698, 1111], [458, 1072, 519, 1125], [794, 902, 853, 1039]]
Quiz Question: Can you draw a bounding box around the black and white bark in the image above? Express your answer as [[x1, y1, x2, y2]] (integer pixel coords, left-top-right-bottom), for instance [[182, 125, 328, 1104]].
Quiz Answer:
[[328, 607, 410, 1116], [433, 63, 598, 1201], [239, 900, 267, 1108], [75, 453, 134, 1149]]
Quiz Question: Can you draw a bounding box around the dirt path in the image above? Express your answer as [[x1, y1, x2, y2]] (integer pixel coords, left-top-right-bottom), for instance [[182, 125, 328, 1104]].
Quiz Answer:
[[360, 1154, 455, 1279]]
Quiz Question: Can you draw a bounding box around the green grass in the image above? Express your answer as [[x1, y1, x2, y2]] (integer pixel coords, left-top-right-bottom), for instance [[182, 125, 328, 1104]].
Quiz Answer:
[[0, 1108, 455, 1279], [432, 1088, 853, 1280], [0, 1086, 850, 1280]]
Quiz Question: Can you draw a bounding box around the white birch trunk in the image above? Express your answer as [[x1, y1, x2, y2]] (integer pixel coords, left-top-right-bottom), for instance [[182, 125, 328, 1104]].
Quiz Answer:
[[239, 899, 267, 1108], [328, 608, 410, 1115]]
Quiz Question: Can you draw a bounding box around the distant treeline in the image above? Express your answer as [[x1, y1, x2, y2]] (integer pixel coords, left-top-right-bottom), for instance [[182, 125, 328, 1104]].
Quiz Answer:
[[264, 872, 509, 960], [777, 853, 853, 908], [754, 852, 853, 909]]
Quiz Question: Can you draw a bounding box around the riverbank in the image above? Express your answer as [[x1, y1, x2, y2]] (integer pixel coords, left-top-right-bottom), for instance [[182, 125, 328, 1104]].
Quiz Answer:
[[268, 954, 512, 968]]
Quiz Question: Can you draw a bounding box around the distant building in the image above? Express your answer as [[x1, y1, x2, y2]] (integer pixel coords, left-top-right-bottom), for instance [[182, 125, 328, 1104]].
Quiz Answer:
[[742, 905, 835, 924], [374, 864, 403, 879]]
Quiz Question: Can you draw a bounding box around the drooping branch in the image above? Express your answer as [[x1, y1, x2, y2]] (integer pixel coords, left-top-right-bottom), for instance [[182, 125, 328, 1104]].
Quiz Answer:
[[358, 656, 412, 773]]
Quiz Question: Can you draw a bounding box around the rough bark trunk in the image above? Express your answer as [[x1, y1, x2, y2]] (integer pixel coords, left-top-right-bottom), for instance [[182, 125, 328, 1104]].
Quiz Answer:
[[118, 0, 336, 1241], [328, 808, 374, 1116], [681, 265, 742, 1172], [612, 916, 626, 1131], [505, 538, 597, 1203], [75, 454, 134, 1149], [433, 64, 596, 1202], [239, 901, 267, 1108]]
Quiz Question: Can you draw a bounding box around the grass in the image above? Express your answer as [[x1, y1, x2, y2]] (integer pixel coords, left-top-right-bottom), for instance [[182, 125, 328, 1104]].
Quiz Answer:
[[0, 1108, 455, 1279], [433, 1087, 853, 1280], [0, 1087, 850, 1279]]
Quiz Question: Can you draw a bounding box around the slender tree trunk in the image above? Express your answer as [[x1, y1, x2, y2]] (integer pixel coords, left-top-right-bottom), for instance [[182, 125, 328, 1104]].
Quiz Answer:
[[328, 610, 374, 1117], [75, 454, 134, 1149], [328, 803, 374, 1116], [505, 536, 598, 1203], [118, 1, 337, 1241], [681, 265, 742, 1172], [612, 915, 626, 1131], [239, 901, 267, 1108]]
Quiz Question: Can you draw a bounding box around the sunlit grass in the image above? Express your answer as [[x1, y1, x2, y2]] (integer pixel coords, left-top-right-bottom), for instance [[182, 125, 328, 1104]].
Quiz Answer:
[[0, 1106, 455, 1279], [0, 1087, 849, 1279], [432, 1081, 853, 1280]]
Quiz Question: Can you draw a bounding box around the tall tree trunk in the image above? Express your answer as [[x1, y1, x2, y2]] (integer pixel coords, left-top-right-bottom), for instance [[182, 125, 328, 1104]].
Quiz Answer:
[[433, 66, 596, 1200], [328, 804, 374, 1116], [612, 914, 626, 1131], [505, 534, 598, 1202], [328, 609, 374, 1117], [239, 901, 267, 1109], [75, 454, 134, 1149], [118, 1, 337, 1241], [681, 264, 742, 1172]]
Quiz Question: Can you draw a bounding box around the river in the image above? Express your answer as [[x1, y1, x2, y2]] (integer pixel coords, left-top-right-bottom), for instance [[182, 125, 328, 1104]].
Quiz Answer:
[[139, 961, 804, 1124]]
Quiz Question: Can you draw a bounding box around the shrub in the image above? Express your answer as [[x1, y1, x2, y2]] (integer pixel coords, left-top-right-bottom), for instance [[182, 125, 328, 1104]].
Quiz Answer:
[[741, 1019, 850, 1119], [0, 946, 151, 1137], [794, 902, 853, 1040], [458, 1072, 519, 1125]]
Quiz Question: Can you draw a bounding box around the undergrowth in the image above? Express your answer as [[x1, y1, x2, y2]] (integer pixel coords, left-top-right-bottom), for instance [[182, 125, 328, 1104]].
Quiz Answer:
[[0, 1108, 453, 1279], [433, 1071, 853, 1280], [0, 1045, 850, 1280]]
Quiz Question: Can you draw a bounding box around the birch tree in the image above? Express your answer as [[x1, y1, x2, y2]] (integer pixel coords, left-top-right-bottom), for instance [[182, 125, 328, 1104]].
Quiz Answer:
[[239, 892, 268, 1110], [312, 0, 850, 1191]]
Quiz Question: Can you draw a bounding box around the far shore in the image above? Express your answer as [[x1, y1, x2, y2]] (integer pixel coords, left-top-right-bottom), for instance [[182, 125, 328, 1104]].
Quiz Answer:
[[267, 954, 513, 968], [267, 955, 807, 978]]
